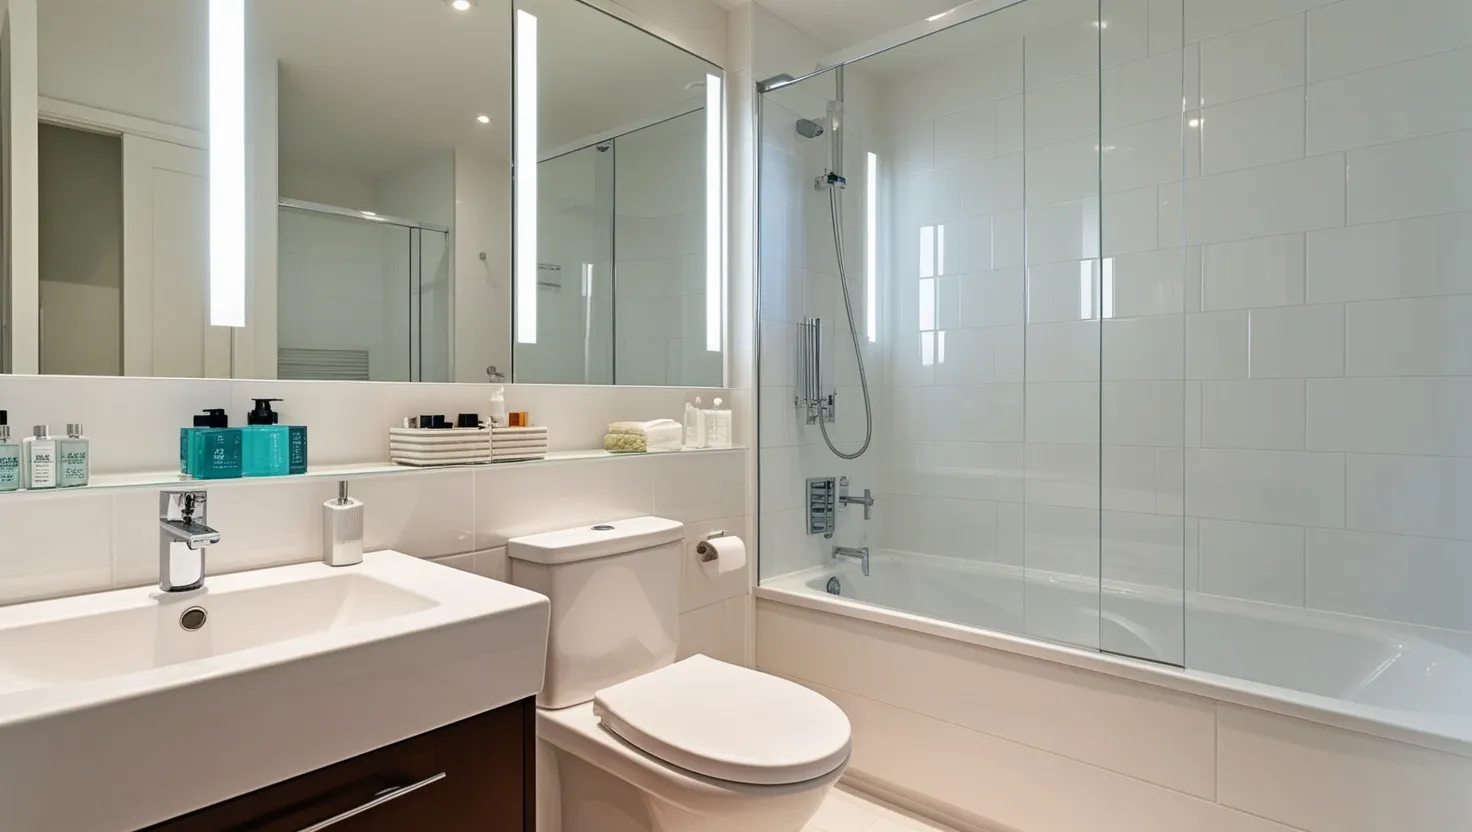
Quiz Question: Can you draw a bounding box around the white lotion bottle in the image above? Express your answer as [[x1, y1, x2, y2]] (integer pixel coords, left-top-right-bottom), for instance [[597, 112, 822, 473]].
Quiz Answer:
[[22, 425, 57, 490]]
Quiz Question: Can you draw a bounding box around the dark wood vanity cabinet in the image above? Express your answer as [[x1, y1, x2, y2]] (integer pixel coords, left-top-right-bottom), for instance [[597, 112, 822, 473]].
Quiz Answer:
[[146, 699, 534, 832]]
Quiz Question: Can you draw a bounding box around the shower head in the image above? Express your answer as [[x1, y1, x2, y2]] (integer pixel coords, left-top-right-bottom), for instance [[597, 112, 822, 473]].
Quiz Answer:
[[796, 118, 826, 139], [757, 73, 797, 93]]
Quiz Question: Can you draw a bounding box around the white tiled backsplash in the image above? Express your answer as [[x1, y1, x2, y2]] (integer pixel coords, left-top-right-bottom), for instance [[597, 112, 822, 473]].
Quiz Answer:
[[0, 376, 752, 664], [757, 0, 1472, 644]]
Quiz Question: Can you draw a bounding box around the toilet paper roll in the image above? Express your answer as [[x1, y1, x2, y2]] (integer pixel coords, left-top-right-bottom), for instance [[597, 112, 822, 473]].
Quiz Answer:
[[696, 535, 747, 576]]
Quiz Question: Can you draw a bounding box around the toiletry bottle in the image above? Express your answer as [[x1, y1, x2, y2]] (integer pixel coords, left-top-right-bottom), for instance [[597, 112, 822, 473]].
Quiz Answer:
[[322, 480, 365, 567], [707, 398, 733, 449], [184, 409, 244, 480], [243, 398, 290, 477], [58, 423, 90, 488], [684, 396, 707, 449], [0, 412, 20, 493], [22, 425, 57, 490], [489, 385, 508, 428], [486, 365, 509, 428]]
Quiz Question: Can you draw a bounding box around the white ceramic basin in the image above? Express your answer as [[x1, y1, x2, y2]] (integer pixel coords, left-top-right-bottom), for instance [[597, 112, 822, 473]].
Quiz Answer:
[[0, 551, 550, 832]]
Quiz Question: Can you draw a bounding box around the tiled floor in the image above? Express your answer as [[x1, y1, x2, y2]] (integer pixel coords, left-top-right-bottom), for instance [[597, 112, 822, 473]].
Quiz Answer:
[[802, 785, 963, 832]]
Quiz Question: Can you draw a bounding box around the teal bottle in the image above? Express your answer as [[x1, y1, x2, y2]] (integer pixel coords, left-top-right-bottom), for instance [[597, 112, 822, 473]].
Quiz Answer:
[[183, 409, 243, 480], [243, 398, 290, 477]]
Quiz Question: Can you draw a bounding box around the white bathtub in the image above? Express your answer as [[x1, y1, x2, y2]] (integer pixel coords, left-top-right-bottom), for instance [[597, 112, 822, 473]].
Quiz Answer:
[[761, 550, 1472, 747]]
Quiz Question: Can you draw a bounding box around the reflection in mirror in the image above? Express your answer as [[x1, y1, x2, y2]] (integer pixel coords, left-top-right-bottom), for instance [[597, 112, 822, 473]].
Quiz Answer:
[[260, 0, 511, 382], [20, 0, 513, 382], [515, 0, 725, 387]]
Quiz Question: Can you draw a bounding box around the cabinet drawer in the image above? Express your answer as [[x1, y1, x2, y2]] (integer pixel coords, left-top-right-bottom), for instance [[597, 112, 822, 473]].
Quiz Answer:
[[147, 699, 533, 832]]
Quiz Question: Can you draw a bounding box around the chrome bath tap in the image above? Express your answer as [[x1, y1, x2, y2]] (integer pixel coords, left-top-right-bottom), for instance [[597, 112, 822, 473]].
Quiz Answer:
[[159, 489, 222, 593], [832, 546, 870, 577]]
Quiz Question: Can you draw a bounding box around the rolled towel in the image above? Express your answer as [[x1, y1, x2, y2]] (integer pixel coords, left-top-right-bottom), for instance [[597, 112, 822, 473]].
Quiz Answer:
[[606, 419, 682, 450]]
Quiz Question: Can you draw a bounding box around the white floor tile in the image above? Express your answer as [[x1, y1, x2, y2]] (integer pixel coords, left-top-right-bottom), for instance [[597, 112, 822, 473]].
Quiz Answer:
[[803, 786, 963, 832]]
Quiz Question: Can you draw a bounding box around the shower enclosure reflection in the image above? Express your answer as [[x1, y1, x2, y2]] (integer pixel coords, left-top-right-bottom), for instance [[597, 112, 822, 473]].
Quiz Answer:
[[277, 202, 451, 382]]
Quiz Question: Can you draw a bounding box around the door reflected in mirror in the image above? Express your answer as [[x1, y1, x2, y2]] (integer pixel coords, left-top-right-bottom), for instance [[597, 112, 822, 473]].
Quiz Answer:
[[23, 0, 513, 383]]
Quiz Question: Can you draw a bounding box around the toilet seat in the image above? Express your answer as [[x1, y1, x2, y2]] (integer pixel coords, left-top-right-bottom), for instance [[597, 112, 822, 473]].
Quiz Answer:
[[592, 655, 851, 786]]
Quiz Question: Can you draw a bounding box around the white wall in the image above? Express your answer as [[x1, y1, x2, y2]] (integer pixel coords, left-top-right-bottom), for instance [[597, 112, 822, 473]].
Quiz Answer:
[[614, 111, 719, 387], [754, 2, 887, 582], [0, 435, 750, 670], [35, 0, 205, 132], [279, 167, 377, 210], [520, 146, 612, 384], [453, 148, 514, 383], [581, 0, 730, 67]]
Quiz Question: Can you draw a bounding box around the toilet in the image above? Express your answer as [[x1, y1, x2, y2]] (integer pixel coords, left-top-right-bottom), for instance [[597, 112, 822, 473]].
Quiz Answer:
[[509, 516, 851, 832]]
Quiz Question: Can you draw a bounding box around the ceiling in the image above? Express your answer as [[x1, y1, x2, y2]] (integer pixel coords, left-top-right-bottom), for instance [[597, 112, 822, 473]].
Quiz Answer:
[[43, 0, 715, 187], [256, 0, 714, 181], [719, 0, 970, 51]]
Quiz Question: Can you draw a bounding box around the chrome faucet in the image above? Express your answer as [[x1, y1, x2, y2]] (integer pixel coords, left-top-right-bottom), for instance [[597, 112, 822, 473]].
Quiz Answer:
[[838, 477, 875, 520], [159, 489, 221, 593], [832, 546, 870, 577]]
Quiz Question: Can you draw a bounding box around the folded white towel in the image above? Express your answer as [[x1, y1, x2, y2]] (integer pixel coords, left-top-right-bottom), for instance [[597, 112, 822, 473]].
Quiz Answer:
[[607, 419, 682, 450]]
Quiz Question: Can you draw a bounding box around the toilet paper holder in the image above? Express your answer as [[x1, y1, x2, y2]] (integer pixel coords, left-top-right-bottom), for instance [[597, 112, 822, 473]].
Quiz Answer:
[[697, 530, 728, 563]]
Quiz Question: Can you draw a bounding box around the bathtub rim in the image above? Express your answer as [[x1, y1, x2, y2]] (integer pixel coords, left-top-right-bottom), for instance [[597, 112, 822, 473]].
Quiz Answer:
[[755, 574, 1472, 761]]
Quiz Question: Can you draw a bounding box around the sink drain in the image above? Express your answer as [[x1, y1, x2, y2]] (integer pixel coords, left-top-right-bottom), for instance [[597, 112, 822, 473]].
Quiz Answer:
[[826, 577, 842, 596], [179, 606, 208, 632]]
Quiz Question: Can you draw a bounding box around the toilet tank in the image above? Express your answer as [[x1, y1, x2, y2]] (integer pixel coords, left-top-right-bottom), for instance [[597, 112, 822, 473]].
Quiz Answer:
[[508, 516, 684, 709]]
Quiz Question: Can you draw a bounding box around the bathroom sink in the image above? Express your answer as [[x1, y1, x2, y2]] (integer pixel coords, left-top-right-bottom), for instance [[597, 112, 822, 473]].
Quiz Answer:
[[0, 552, 551, 831], [0, 572, 438, 691]]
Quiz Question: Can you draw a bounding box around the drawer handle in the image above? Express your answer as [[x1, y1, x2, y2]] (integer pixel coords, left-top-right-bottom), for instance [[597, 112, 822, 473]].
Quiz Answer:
[[295, 772, 447, 832]]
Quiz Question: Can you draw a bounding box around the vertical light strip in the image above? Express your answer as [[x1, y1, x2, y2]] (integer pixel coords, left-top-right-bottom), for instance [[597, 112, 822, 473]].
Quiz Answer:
[[704, 73, 724, 353], [515, 9, 539, 344], [865, 151, 878, 343], [1080, 261, 1093, 320], [209, 0, 246, 327]]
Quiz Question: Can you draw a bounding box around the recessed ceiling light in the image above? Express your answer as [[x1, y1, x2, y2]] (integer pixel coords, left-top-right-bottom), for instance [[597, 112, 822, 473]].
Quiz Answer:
[[476, 114, 492, 124], [448, 0, 474, 11]]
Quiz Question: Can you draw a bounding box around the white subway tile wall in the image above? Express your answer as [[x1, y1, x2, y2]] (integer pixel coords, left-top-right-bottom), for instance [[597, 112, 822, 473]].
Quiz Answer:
[[0, 445, 753, 663], [756, 0, 1472, 648]]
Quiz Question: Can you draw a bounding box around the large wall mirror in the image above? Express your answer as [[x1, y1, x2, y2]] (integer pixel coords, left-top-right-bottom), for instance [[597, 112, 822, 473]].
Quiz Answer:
[[1, 0, 724, 387], [513, 0, 725, 386]]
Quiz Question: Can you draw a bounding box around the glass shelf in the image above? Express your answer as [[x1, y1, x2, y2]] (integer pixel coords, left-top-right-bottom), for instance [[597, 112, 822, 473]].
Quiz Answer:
[[0, 446, 745, 496]]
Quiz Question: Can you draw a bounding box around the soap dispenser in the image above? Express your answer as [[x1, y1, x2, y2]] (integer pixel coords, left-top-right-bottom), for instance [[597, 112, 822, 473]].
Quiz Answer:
[[322, 480, 364, 567], [243, 398, 290, 477], [0, 411, 20, 493], [183, 409, 243, 480]]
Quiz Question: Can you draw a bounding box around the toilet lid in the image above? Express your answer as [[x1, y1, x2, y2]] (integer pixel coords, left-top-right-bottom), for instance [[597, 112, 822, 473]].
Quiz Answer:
[[592, 655, 851, 786]]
